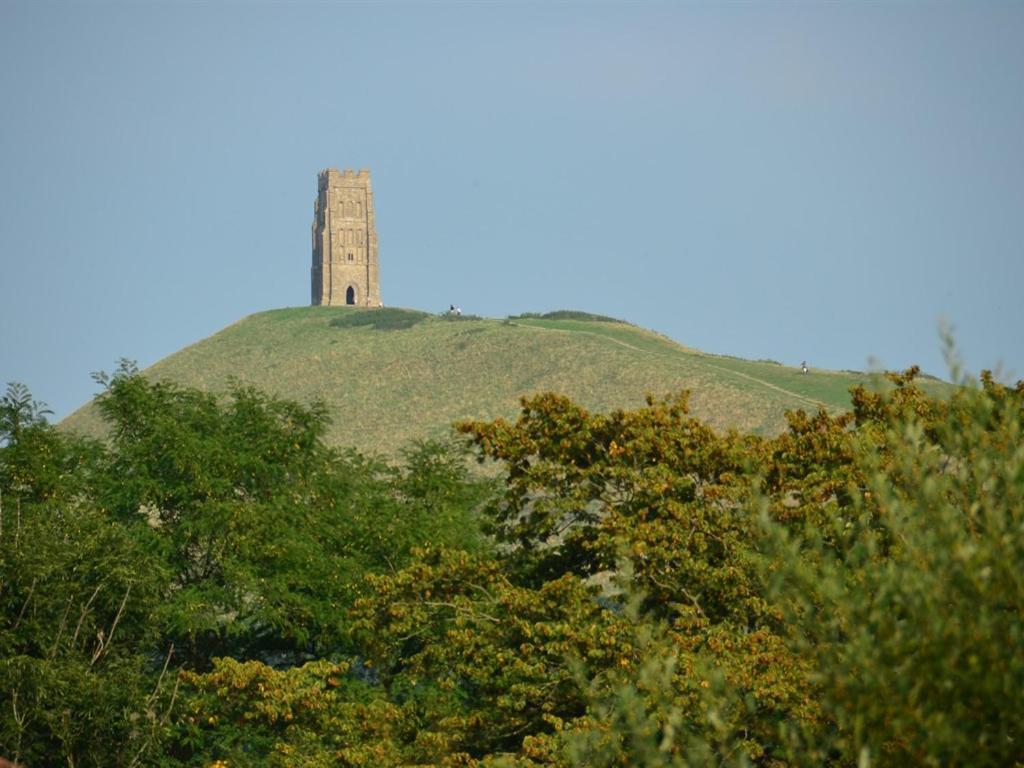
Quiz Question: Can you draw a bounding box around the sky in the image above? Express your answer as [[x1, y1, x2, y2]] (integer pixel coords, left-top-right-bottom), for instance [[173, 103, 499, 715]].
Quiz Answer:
[[1, 1, 1022, 421]]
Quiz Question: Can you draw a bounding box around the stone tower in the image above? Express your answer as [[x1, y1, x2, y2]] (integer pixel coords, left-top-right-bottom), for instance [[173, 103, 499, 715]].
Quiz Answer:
[[311, 168, 381, 307]]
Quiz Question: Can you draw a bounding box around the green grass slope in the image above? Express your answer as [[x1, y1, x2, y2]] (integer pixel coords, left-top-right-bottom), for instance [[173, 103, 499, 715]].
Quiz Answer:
[[61, 307, 946, 456]]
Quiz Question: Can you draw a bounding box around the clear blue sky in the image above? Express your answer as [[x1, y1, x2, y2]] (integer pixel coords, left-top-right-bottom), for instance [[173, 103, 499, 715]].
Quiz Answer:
[[2, 1, 1022, 420]]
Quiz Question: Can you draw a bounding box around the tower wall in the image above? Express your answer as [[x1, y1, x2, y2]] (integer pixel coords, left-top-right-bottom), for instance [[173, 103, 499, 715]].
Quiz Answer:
[[311, 168, 381, 307]]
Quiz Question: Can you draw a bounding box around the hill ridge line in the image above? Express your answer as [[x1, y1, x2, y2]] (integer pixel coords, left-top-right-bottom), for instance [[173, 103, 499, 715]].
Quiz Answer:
[[64, 308, 934, 454]]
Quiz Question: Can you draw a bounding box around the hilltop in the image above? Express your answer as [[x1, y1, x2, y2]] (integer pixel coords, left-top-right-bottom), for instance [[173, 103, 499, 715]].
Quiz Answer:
[[61, 307, 944, 456]]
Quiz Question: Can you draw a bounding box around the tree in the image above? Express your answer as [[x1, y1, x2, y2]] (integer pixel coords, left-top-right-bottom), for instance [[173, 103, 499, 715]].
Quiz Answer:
[[1, 383, 173, 766], [763, 372, 1024, 766], [90, 362, 493, 666]]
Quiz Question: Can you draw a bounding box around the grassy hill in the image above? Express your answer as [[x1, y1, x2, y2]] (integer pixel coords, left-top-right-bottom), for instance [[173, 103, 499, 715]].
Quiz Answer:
[[61, 307, 946, 456]]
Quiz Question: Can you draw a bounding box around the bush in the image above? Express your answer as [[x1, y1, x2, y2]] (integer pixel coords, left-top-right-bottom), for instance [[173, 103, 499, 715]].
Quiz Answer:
[[329, 308, 429, 331], [762, 371, 1024, 766], [509, 310, 628, 324]]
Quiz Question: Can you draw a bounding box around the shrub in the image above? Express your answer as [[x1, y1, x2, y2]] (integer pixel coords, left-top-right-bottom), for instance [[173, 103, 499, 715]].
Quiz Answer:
[[329, 308, 428, 331], [762, 372, 1024, 766], [509, 310, 628, 324]]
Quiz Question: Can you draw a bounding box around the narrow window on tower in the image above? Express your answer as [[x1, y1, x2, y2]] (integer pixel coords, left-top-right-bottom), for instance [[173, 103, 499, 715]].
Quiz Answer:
[[348, 253, 354, 261]]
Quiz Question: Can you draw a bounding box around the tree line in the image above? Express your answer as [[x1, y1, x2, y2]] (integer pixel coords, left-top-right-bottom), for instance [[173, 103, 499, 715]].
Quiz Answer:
[[1, 359, 1021, 766]]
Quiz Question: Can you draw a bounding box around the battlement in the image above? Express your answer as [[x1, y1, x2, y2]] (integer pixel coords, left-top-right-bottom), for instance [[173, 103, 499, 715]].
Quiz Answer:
[[318, 168, 372, 189]]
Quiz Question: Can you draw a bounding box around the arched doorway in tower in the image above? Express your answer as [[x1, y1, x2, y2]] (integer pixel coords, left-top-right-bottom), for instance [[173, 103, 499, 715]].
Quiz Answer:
[[346, 285, 357, 305]]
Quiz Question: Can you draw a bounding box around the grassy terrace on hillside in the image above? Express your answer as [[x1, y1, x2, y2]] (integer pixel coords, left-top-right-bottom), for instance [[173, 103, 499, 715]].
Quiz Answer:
[[62, 307, 947, 456], [510, 315, 949, 406]]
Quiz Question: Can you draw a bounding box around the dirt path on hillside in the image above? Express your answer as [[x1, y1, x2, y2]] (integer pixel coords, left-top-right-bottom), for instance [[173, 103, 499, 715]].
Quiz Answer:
[[695, 360, 832, 410], [512, 321, 832, 411]]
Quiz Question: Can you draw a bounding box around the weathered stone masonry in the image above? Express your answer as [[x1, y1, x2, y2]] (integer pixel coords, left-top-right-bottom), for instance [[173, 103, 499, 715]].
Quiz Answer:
[[311, 168, 381, 306]]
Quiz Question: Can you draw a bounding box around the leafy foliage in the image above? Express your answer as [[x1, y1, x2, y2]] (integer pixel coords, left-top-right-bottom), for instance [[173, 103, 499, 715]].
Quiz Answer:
[[1, 382, 173, 766], [1, 367, 492, 766], [763, 371, 1024, 767], [3, 358, 1021, 767]]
